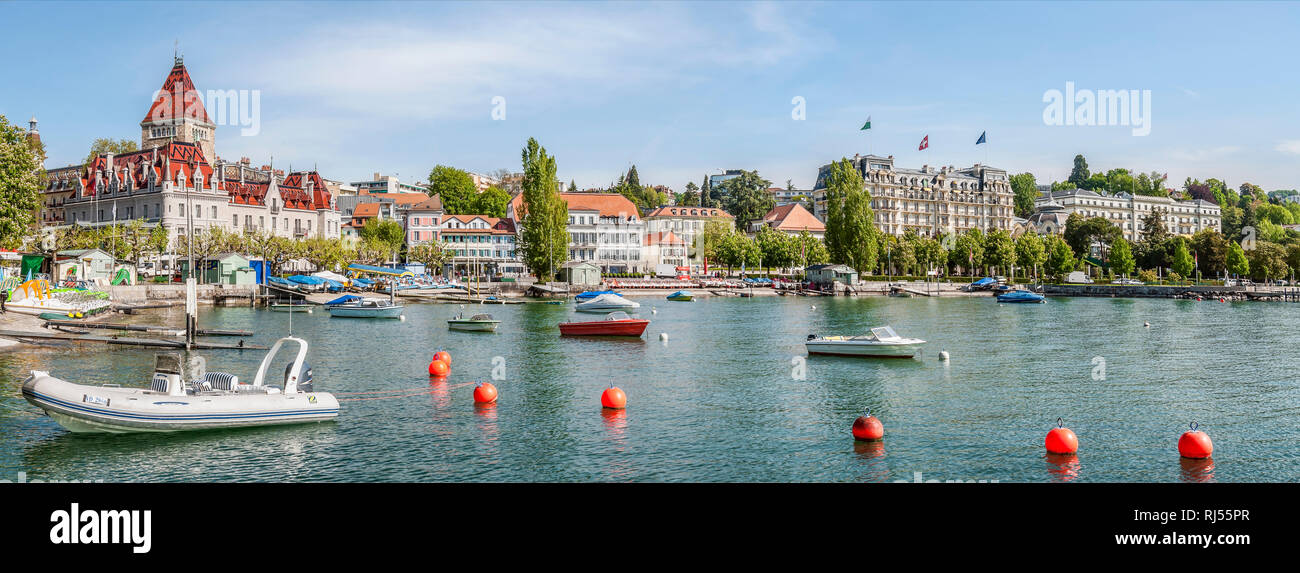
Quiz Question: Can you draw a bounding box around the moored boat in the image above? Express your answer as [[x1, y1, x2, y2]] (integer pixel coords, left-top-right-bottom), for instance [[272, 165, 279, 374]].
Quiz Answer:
[[559, 311, 649, 337], [21, 336, 339, 433], [996, 290, 1046, 303], [326, 298, 404, 318], [575, 290, 620, 302], [805, 326, 925, 358], [666, 290, 693, 301], [269, 302, 314, 313], [575, 293, 640, 312], [448, 313, 501, 332]]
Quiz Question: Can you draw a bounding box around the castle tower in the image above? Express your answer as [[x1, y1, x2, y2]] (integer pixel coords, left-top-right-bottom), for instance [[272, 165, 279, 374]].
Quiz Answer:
[[140, 55, 216, 162]]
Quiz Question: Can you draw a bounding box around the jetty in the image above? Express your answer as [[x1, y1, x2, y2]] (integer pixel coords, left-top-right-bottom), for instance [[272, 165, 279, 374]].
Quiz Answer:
[[0, 330, 265, 350]]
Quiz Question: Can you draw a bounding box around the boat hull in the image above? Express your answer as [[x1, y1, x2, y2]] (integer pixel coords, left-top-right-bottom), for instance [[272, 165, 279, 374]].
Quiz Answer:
[[21, 374, 339, 433], [805, 341, 922, 358], [327, 306, 404, 318], [559, 320, 649, 337], [270, 305, 313, 312], [448, 321, 500, 332]]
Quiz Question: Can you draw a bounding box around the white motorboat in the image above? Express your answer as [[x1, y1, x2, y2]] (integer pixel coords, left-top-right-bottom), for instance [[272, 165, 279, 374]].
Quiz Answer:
[[326, 297, 404, 318], [805, 326, 926, 358], [575, 293, 640, 312], [447, 313, 501, 332], [21, 336, 339, 433]]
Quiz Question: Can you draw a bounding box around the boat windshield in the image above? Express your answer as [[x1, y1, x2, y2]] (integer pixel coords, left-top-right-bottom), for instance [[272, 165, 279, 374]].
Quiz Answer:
[[470, 314, 494, 321], [869, 326, 901, 340], [604, 311, 631, 320]]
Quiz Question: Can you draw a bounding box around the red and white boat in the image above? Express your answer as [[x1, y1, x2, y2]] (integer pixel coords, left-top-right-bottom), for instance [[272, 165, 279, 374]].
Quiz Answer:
[[559, 311, 649, 337]]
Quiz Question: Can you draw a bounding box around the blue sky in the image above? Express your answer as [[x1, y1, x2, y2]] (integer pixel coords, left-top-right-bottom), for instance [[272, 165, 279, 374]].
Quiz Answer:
[[4, 1, 1299, 192]]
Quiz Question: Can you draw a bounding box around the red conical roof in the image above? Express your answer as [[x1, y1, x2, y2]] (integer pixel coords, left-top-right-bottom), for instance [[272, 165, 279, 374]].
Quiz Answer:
[[142, 60, 212, 124]]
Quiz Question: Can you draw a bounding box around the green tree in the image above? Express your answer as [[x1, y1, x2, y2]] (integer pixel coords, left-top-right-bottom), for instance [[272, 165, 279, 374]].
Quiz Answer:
[[754, 225, 796, 271], [1009, 172, 1038, 218], [1064, 214, 1121, 259], [1247, 241, 1288, 282], [1190, 229, 1228, 278], [1171, 238, 1195, 278], [359, 218, 404, 252], [83, 137, 138, 166], [473, 186, 511, 218], [719, 170, 775, 232], [1226, 241, 1250, 278], [427, 165, 478, 215], [794, 230, 828, 267], [1068, 154, 1090, 188], [983, 229, 1016, 276], [1044, 235, 1076, 281], [680, 181, 699, 207], [408, 242, 454, 275], [516, 138, 568, 279], [0, 115, 44, 249], [1015, 232, 1047, 280], [822, 158, 877, 273], [954, 229, 985, 275], [302, 236, 349, 272], [1109, 237, 1135, 277], [696, 220, 730, 269]]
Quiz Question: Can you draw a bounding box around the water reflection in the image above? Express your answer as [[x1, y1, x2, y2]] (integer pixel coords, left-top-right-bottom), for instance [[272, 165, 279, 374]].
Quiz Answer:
[[1179, 457, 1216, 483], [1044, 454, 1081, 482], [853, 439, 885, 459]]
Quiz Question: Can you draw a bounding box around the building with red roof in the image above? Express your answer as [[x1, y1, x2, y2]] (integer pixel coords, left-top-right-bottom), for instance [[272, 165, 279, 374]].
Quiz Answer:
[[507, 192, 646, 273], [749, 203, 826, 238]]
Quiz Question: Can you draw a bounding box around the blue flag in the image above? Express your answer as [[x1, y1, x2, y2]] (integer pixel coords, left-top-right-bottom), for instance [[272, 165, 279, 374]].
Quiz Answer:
[[975, 131, 987, 145]]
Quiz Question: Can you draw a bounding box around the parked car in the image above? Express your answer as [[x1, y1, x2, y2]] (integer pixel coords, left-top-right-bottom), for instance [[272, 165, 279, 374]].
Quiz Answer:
[[1113, 278, 1144, 285], [1066, 271, 1094, 284]]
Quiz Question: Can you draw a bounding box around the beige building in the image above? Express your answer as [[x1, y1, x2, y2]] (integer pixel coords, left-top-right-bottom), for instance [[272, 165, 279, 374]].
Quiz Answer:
[[644, 205, 734, 265], [813, 154, 1015, 237], [1029, 188, 1221, 240]]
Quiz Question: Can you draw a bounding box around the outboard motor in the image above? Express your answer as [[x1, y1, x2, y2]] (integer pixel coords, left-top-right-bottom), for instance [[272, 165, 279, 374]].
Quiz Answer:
[[285, 361, 313, 393], [807, 334, 817, 341]]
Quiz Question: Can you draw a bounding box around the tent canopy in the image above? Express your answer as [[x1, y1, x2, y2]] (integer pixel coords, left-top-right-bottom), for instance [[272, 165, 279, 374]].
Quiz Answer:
[[346, 263, 414, 278]]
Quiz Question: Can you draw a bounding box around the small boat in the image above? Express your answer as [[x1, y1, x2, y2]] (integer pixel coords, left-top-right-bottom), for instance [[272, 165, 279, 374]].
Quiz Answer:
[[996, 290, 1046, 303], [575, 290, 620, 303], [575, 293, 640, 312], [326, 298, 405, 318], [448, 313, 500, 332], [269, 302, 313, 313], [559, 311, 650, 337], [666, 290, 693, 302], [21, 336, 339, 433], [805, 326, 925, 358]]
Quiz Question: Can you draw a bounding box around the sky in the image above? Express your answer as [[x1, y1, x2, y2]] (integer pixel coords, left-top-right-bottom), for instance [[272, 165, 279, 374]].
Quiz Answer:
[[3, 0, 1300, 193]]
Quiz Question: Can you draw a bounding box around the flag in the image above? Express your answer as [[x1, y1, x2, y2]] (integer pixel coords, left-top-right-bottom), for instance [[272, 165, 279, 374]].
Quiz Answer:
[[860, 116, 871, 130], [1162, 173, 1168, 180], [918, 135, 929, 151], [976, 131, 987, 145]]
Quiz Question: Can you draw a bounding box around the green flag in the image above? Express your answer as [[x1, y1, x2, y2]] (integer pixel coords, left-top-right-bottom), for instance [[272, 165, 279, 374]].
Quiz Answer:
[[860, 116, 871, 130]]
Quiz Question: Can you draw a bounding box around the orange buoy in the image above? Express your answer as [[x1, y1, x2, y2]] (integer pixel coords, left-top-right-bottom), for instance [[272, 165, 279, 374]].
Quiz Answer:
[[1045, 418, 1079, 455], [851, 410, 884, 441], [601, 385, 627, 409], [428, 358, 449, 377], [433, 350, 451, 366], [1178, 421, 1213, 459], [472, 381, 498, 404]]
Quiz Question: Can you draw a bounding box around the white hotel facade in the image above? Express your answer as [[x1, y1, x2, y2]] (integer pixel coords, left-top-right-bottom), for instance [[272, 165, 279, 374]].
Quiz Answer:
[[1030, 188, 1221, 240]]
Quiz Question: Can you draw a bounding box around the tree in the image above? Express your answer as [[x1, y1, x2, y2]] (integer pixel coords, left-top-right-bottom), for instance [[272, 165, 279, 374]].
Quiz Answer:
[[1009, 172, 1038, 218], [1015, 232, 1047, 280], [680, 181, 699, 207], [473, 186, 511, 218], [247, 231, 300, 277], [408, 242, 454, 275], [0, 115, 44, 249], [1064, 214, 1120, 259], [516, 138, 568, 279], [359, 218, 404, 253], [83, 138, 138, 166], [822, 158, 877, 273], [754, 225, 796, 271], [567, 180, 578, 193], [794, 230, 828, 267], [427, 165, 478, 215], [1226, 241, 1250, 278], [1068, 154, 1090, 188], [302, 236, 349, 272], [695, 220, 730, 269], [719, 170, 775, 231], [1109, 237, 1135, 277], [1140, 208, 1170, 242], [1190, 229, 1227, 277], [1247, 241, 1288, 282], [954, 229, 985, 275], [983, 229, 1016, 276], [1171, 238, 1195, 278], [1044, 235, 1076, 281]]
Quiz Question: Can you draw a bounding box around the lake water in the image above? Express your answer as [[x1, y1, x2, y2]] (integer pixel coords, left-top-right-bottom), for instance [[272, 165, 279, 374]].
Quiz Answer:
[[2, 295, 1297, 482]]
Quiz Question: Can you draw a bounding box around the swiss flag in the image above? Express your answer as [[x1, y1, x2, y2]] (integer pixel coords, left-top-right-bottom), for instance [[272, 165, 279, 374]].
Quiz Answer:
[[918, 135, 929, 151]]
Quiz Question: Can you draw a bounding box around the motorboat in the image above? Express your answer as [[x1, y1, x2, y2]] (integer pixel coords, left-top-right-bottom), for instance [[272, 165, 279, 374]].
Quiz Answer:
[[996, 290, 1047, 303], [448, 313, 500, 332], [805, 326, 925, 358], [326, 297, 404, 318], [666, 290, 693, 302], [559, 311, 649, 337], [269, 302, 314, 313], [575, 290, 620, 303], [575, 293, 640, 312], [21, 336, 339, 433]]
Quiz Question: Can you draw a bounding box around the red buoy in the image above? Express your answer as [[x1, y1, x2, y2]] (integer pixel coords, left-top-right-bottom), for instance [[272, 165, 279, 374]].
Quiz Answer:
[[1178, 422, 1213, 459], [433, 350, 452, 366], [428, 358, 449, 377], [473, 381, 498, 404], [851, 410, 884, 441], [1045, 418, 1079, 455], [601, 385, 627, 409]]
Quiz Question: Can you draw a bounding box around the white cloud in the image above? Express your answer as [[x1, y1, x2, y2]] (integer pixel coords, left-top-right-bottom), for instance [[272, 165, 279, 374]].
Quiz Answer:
[[1275, 140, 1300, 155]]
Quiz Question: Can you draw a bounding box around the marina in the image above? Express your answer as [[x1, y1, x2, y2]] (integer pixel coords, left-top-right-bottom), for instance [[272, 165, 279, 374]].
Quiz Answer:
[[2, 295, 1297, 482]]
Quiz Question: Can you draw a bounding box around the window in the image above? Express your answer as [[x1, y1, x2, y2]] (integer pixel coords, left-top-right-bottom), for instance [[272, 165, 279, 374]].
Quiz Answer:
[[211, 206, 217, 219], [233, 214, 238, 226]]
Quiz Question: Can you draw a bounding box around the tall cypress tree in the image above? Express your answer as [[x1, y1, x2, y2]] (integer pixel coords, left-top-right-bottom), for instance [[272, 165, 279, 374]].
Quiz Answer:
[[518, 138, 569, 279], [823, 158, 877, 273]]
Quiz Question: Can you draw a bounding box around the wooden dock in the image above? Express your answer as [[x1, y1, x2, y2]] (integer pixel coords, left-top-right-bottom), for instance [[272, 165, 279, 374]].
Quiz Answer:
[[41, 320, 252, 337], [0, 330, 265, 350]]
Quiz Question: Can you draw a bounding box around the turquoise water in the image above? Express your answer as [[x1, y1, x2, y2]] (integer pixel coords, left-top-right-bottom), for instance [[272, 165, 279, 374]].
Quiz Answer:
[[1, 296, 1297, 482]]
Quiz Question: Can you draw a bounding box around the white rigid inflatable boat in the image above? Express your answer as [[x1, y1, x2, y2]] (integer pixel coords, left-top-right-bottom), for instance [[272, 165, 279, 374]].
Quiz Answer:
[[21, 336, 339, 433]]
